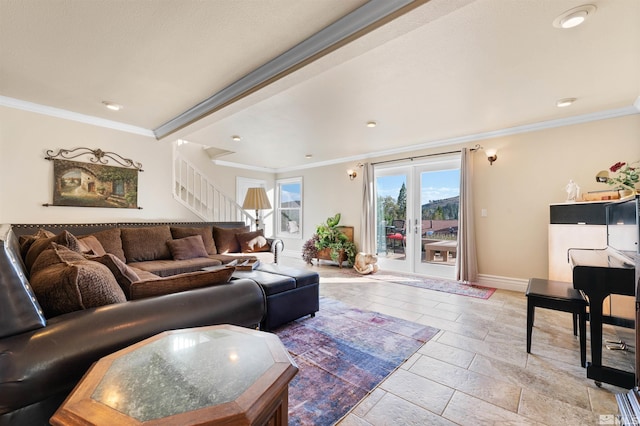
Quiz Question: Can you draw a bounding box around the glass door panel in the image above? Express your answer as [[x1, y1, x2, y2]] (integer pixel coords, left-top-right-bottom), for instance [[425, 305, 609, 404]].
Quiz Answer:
[[414, 165, 460, 279], [375, 170, 411, 272]]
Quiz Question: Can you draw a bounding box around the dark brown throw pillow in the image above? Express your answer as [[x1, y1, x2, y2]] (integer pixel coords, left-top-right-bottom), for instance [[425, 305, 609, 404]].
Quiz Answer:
[[78, 235, 107, 256], [25, 230, 81, 273], [30, 244, 126, 318], [212, 226, 249, 254], [129, 266, 235, 300], [92, 253, 140, 296], [120, 226, 173, 262], [166, 235, 209, 260], [31, 242, 86, 275], [19, 229, 55, 259], [89, 228, 126, 263], [170, 226, 217, 255], [236, 230, 270, 253]]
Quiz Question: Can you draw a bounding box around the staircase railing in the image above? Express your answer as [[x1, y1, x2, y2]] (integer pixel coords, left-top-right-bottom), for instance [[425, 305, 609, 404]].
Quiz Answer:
[[173, 149, 254, 225]]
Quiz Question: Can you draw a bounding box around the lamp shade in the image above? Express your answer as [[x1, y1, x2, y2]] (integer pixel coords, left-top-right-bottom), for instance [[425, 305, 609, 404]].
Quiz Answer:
[[242, 187, 272, 210]]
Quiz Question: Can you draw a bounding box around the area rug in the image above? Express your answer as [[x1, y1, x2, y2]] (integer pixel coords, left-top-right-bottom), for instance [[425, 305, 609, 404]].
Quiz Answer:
[[274, 297, 439, 426], [359, 271, 496, 299]]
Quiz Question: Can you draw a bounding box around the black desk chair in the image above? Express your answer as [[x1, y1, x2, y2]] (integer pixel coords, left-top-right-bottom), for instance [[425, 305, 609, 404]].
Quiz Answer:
[[526, 278, 588, 367]]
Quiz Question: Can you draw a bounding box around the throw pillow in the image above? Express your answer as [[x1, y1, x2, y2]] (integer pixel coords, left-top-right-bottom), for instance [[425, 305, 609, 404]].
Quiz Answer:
[[120, 226, 173, 262], [91, 253, 140, 297], [89, 228, 126, 262], [78, 235, 107, 256], [236, 230, 270, 253], [24, 230, 81, 273], [30, 244, 126, 318], [166, 235, 209, 260], [31, 242, 86, 275], [128, 266, 235, 300], [170, 226, 217, 255], [19, 229, 55, 259], [212, 226, 249, 254]]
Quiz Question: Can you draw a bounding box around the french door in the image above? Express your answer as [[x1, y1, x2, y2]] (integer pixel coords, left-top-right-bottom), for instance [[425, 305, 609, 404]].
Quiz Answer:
[[375, 156, 460, 278]]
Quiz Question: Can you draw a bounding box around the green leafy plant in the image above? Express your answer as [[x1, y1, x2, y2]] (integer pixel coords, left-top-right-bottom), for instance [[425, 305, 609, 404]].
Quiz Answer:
[[607, 160, 639, 191], [302, 213, 357, 266]]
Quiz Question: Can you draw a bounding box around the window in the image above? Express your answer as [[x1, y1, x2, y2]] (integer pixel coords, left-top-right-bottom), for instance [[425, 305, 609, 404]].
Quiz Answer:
[[276, 177, 302, 238]]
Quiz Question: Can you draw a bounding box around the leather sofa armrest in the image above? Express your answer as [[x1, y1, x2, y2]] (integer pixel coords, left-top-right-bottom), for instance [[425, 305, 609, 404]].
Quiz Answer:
[[0, 278, 266, 416], [267, 238, 284, 263]]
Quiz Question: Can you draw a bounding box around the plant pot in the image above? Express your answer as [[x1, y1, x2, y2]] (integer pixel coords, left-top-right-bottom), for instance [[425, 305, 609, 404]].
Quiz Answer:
[[315, 248, 346, 267]]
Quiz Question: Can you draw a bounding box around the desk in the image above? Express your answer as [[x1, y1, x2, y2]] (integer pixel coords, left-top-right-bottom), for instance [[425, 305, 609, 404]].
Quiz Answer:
[[51, 325, 298, 426], [424, 240, 457, 262]]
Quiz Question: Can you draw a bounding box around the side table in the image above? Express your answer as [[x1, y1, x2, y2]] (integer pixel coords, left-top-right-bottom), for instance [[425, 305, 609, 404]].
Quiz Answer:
[[50, 324, 298, 425]]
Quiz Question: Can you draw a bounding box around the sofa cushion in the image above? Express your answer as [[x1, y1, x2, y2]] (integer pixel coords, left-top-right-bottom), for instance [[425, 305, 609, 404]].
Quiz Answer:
[[128, 266, 235, 300], [120, 226, 172, 262], [127, 257, 223, 277], [89, 228, 126, 262], [170, 226, 216, 255], [24, 230, 81, 273], [91, 253, 140, 293], [78, 235, 107, 256], [167, 235, 209, 260], [212, 225, 249, 254], [30, 244, 126, 318], [236, 230, 270, 253]]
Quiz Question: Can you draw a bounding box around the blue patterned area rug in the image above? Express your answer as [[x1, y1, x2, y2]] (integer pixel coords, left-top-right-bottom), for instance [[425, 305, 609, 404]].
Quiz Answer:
[[274, 297, 440, 426]]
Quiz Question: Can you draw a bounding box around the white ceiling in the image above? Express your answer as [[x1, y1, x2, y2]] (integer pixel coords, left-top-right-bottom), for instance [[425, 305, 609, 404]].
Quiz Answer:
[[2, 0, 639, 171]]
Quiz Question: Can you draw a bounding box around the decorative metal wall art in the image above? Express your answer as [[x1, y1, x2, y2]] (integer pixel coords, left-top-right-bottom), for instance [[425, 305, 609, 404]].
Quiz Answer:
[[44, 148, 143, 209]]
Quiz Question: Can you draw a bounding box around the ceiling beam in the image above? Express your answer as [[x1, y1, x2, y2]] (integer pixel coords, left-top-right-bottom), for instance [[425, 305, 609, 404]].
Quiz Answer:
[[153, 0, 429, 139]]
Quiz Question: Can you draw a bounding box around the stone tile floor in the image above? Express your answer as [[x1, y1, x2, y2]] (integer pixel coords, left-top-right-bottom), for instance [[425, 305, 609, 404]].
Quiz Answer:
[[278, 256, 633, 426]]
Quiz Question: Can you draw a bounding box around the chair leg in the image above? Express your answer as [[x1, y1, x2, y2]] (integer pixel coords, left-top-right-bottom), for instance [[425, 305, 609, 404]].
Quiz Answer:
[[579, 310, 587, 368], [526, 299, 534, 353]]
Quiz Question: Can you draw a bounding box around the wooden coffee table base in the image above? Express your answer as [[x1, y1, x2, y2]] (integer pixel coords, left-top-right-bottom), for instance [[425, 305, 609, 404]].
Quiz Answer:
[[51, 325, 298, 426]]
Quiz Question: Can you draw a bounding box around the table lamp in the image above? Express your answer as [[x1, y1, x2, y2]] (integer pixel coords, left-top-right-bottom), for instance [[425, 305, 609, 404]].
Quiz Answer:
[[242, 187, 272, 230]]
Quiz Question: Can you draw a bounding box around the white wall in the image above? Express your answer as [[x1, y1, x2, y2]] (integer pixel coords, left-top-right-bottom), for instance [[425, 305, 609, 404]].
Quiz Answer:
[[276, 114, 640, 287], [2, 105, 638, 287], [0, 106, 199, 223]]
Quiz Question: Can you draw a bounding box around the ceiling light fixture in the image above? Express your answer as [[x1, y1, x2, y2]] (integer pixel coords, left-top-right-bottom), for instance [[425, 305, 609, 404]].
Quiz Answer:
[[231, 135, 241, 141], [553, 5, 596, 29], [556, 97, 577, 108], [102, 101, 121, 111], [366, 121, 377, 128]]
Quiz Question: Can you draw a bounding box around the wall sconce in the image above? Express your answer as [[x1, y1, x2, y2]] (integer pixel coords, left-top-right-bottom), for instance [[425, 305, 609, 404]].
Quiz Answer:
[[347, 169, 357, 180], [486, 149, 498, 165]]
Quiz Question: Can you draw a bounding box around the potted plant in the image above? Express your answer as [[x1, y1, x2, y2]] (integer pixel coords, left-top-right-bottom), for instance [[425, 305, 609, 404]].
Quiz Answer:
[[302, 214, 357, 266]]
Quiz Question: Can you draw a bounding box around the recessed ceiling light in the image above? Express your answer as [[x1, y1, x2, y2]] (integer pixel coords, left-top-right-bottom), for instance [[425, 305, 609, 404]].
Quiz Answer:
[[231, 135, 241, 141], [305, 154, 313, 159], [366, 121, 377, 128], [102, 101, 121, 111], [556, 97, 577, 107], [553, 5, 596, 29]]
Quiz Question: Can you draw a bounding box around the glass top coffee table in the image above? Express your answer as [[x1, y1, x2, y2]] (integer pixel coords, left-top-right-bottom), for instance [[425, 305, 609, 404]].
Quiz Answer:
[[50, 324, 298, 425]]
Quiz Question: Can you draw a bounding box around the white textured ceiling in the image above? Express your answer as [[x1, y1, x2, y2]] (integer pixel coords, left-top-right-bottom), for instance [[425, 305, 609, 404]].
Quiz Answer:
[[1, 0, 639, 171]]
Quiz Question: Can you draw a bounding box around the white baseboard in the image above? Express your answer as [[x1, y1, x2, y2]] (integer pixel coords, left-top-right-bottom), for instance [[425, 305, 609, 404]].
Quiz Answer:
[[478, 274, 528, 293]]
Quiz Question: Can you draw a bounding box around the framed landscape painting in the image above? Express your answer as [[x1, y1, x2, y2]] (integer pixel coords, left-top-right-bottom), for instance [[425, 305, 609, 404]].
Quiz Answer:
[[52, 159, 139, 208]]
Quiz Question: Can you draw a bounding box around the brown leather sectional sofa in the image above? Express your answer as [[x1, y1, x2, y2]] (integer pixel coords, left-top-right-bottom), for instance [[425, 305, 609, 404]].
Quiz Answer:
[[0, 221, 284, 425]]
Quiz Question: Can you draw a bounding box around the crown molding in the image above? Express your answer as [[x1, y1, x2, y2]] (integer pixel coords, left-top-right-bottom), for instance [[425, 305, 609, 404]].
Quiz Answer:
[[0, 96, 155, 137], [275, 102, 640, 173]]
